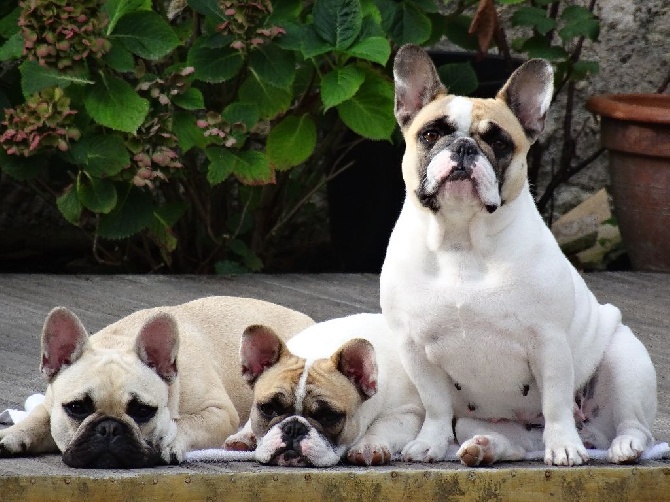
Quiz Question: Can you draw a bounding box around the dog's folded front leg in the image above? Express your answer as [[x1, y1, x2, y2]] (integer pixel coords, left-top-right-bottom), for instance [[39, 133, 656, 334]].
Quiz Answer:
[[0, 403, 57, 456], [531, 334, 589, 466], [398, 337, 454, 462]]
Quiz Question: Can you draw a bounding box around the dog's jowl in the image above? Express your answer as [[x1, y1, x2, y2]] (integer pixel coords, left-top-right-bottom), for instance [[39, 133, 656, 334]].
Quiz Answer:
[[380, 44, 657, 466]]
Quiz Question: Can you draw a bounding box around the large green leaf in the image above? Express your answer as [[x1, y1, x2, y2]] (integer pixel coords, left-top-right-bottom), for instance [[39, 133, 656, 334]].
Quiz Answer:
[[70, 134, 129, 177], [172, 88, 205, 110], [344, 36, 390, 65], [238, 73, 292, 120], [559, 5, 599, 42], [222, 102, 259, 129], [437, 62, 478, 96], [111, 12, 180, 60], [187, 0, 226, 21], [313, 0, 363, 50], [520, 36, 568, 61], [231, 150, 273, 185], [97, 185, 153, 239], [148, 201, 187, 260], [377, 0, 432, 46], [267, 115, 317, 171], [300, 25, 334, 59], [336, 72, 395, 140], [20, 61, 93, 96], [84, 72, 149, 133], [320, 65, 365, 111], [0, 149, 45, 180], [206, 146, 235, 186], [77, 174, 117, 213], [103, 44, 136, 72], [103, 0, 151, 35], [173, 110, 209, 152], [511, 7, 557, 36], [0, 32, 23, 61], [187, 41, 244, 83], [0, 7, 20, 38], [248, 43, 295, 90], [56, 185, 82, 225]]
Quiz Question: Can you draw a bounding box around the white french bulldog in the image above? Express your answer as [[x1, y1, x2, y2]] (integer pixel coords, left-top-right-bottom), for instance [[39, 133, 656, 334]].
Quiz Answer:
[[380, 44, 657, 466], [223, 314, 424, 467], [0, 297, 314, 468]]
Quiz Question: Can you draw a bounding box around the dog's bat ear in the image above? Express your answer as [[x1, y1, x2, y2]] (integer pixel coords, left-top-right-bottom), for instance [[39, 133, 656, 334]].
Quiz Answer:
[[136, 312, 180, 383], [496, 59, 554, 141], [393, 44, 447, 129], [332, 338, 378, 400], [240, 325, 287, 386], [41, 307, 90, 381]]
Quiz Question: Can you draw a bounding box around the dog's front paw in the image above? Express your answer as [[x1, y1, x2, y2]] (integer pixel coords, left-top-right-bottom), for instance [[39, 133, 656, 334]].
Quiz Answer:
[[223, 430, 257, 452], [401, 439, 448, 462], [0, 432, 30, 456], [347, 439, 391, 466], [457, 436, 495, 467], [608, 435, 644, 464], [544, 440, 588, 466]]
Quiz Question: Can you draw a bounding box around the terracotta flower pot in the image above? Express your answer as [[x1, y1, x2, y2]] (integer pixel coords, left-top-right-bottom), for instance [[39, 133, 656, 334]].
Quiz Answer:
[[586, 94, 670, 272]]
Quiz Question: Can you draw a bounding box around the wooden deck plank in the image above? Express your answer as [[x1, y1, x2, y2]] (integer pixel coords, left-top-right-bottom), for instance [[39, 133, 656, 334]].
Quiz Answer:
[[0, 272, 668, 501]]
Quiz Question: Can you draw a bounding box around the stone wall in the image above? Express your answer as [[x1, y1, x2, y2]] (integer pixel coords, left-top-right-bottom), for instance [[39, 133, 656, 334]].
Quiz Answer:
[[537, 0, 670, 219]]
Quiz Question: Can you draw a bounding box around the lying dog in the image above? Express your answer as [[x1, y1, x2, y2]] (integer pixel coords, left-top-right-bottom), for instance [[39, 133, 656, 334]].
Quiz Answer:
[[380, 44, 657, 466], [0, 297, 314, 468], [223, 313, 424, 466]]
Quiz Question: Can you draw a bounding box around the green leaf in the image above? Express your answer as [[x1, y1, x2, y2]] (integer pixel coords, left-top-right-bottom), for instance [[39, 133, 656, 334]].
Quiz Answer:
[[377, 0, 432, 46], [187, 41, 244, 83], [0, 32, 23, 61], [97, 184, 153, 239], [238, 73, 292, 120], [248, 43, 295, 90], [559, 6, 599, 42], [20, 61, 94, 96], [267, 115, 317, 171], [103, 0, 151, 35], [569, 60, 600, 80], [56, 185, 82, 225], [70, 134, 130, 177], [520, 36, 568, 61], [0, 7, 20, 38], [511, 7, 557, 36], [301, 25, 335, 59], [320, 65, 365, 111], [443, 14, 479, 51], [111, 12, 180, 60], [222, 102, 259, 129], [173, 110, 209, 152], [187, 0, 226, 21], [228, 239, 263, 272], [172, 88, 205, 110], [344, 36, 390, 65], [84, 72, 149, 133], [77, 174, 118, 214], [313, 0, 363, 50], [411, 0, 440, 13], [437, 62, 478, 96], [0, 149, 45, 180], [149, 201, 187, 258], [267, 0, 303, 23], [336, 72, 395, 140], [206, 146, 235, 186], [232, 150, 273, 185], [103, 43, 136, 72], [275, 22, 306, 52]]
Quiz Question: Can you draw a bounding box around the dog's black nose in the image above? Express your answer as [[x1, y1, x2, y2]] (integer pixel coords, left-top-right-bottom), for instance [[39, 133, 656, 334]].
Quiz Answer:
[[452, 138, 478, 171], [95, 419, 124, 439], [282, 419, 309, 442]]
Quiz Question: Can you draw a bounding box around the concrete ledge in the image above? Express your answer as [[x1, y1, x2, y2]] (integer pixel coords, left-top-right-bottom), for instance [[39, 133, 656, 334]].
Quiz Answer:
[[2, 462, 669, 502]]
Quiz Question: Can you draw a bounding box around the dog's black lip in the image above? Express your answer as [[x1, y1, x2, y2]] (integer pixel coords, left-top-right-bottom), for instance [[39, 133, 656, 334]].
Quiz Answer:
[[267, 447, 313, 467]]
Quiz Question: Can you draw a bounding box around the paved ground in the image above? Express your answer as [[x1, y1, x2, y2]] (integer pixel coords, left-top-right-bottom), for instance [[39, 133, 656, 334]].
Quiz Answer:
[[0, 272, 668, 483]]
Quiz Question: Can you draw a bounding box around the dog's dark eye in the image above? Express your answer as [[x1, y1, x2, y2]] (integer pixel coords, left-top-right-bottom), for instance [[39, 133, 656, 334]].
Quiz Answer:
[[258, 398, 290, 420], [481, 125, 513, 156], [420, 129, 441, 145], [63, 396, 94, 421], [310, 405, 345, 427], [126, 398, 158, 424]]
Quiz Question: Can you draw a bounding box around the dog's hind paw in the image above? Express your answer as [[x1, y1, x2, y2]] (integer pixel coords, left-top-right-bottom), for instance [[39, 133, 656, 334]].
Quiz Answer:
[[401, 439, 448, 462], [457, 435, 495, 467], [608, 435, 644, 464]]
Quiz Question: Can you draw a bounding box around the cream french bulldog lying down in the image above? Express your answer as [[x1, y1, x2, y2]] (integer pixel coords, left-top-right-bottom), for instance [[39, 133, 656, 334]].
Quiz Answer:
[[380, 44, 657, 466], [223, 313, 424, 466], [0, 297, 314, 468]]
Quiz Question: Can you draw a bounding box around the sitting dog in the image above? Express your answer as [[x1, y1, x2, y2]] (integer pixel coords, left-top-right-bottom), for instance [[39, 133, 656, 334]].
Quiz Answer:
[[380, 44, 657, 466], [223, 313, 424, 466], [0, 297, 314, 468]]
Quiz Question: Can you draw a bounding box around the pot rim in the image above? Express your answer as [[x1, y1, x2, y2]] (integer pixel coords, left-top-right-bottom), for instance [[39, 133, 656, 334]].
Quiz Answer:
[[586, 93, 670, 125]]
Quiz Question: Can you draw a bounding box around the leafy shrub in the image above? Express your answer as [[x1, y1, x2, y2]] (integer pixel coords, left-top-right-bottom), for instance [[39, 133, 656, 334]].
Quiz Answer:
[[0, 0, 446, 272]]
